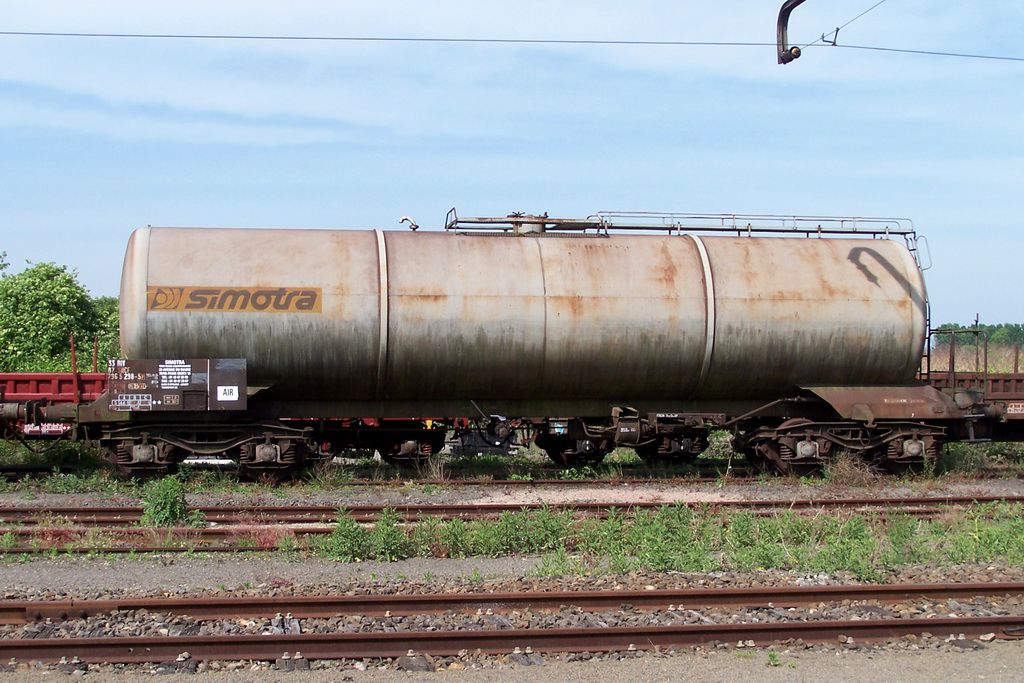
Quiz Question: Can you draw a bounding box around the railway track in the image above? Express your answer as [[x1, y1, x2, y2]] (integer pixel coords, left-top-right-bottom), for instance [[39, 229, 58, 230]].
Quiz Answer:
[[6, 616, 1022, 665], [328, 467, 1023, 486], [4, 581, 1023, 624], [2, 460, 1020, 487], [1, 582, 1022, 664], [0, 496, 1015, 554], [1, 495, 1018, 526]]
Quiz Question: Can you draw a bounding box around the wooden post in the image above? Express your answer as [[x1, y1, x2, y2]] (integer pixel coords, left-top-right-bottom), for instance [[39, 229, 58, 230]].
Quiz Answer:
[[69, 332, 80, 405], [948, 334, 956, 388]]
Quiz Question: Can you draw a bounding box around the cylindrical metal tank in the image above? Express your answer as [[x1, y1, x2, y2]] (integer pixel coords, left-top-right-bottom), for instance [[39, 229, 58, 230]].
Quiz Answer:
[[120, 227, 926, 411]]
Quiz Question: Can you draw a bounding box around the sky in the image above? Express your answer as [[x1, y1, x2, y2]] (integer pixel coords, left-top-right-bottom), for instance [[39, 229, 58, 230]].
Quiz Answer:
[[0, 0, 1021, 324]]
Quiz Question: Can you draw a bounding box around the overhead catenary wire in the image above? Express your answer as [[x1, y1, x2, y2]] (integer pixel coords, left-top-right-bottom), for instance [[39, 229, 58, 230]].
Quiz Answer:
[[802, 0, 890, 49], [0, 29, 1021, 63], [0, 31, 771, 47], [832, 43, 1024, 62]]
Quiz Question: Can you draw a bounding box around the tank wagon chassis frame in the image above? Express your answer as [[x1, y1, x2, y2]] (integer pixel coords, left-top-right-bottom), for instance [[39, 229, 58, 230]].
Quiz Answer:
[[2, 212, 1023, 477], [0, 361, 453, 478]]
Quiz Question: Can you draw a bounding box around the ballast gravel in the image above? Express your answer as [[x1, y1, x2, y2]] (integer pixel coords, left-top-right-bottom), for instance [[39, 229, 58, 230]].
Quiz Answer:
[[2, 558, 1023, 601], [1, 560, 1024, 678]]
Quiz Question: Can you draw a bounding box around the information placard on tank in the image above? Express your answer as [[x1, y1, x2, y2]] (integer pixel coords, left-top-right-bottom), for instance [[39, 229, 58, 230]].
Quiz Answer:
[[105, 358, 247, 412]]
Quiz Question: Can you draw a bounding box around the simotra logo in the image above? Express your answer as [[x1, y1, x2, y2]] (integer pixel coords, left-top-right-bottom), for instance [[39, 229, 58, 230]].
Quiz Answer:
[[147, 286, 322, 313]]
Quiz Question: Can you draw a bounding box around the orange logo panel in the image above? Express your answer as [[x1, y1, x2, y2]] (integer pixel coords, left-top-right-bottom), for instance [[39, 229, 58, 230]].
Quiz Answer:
[[147, 286, 322, 313]]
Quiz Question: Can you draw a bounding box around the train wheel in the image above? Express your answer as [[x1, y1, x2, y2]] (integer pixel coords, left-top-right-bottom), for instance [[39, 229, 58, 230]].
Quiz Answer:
[[100, 441, 179, 478], [238, 439, 308, 482], [751, 437, 823, 476], [378, 431, 446, 467], [635, 445, 698, 466], [875, 436, 940, 474], [237, 465, 299, 483], [540, 436, 608, 468], [635, 433, 706, 466], [763, 418, 827, 476], [378, 443, 427, 466], [635, 445, 665, 465], [741, 447, 771, 473], [732, 433, 769, 473]]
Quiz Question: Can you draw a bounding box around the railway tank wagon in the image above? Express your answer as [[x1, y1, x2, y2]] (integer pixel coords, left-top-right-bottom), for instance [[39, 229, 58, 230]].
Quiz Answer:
[[112, 211, 955, 474]]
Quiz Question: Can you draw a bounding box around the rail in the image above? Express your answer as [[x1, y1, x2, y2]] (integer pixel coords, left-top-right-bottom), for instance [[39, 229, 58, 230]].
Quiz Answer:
[[4, 581, 1021, 624], [1, 615, 1021, 664], [2, 495, 1018, 525]]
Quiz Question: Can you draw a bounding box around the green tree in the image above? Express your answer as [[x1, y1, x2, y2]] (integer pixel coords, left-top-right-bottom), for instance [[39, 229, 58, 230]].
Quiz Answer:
[[0, 261, 110, 372], [933, 323, 1024, 348], [92, 295, 122, 362], [988, 324, 1024, 346]]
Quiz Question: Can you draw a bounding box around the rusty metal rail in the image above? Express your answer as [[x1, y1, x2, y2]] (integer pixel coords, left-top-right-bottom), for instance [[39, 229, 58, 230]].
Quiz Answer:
[[1, 495, 1018, 526], [0, 509, 949, 537], [3, 581, 1022, 625], [1, 616, 1021, 664], [341, 476, 740, 486]]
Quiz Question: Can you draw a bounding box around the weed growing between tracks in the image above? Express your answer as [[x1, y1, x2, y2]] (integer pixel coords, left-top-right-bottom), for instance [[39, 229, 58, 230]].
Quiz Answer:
[[139, 476, 205, 528], [317, 507, 576, 562], [312, 503, 1024, 580]]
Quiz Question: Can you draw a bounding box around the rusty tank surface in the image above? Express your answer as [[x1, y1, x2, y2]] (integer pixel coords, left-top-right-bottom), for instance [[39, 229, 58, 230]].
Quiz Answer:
[[120, 214, 927, 418]]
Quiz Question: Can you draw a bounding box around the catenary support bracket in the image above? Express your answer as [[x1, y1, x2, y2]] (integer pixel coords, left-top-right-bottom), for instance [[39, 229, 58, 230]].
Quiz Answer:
[[777, 0, 810, 64]]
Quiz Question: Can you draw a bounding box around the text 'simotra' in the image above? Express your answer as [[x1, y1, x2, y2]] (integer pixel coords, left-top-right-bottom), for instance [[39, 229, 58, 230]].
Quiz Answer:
[[147, 286, 322, 313]]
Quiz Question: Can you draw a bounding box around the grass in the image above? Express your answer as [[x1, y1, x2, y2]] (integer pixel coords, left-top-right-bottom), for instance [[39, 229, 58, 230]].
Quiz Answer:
[[0, 440, 106, 469], [301, 460, 356, 489], [315, 506, 576, 561], [938, 441, 1024, 474], [822, 453, 880, 487], [37, 470, 127, 495], [928, 343, 1021, 373], [4, 500, 1021, 570], [309, 503, 1024, 580]]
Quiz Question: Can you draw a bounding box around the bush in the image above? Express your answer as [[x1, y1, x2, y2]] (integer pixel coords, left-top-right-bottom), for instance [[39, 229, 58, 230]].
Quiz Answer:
[[317, 508, 413, 561], [317, 508, 371, 561], [368, 508, 412, 561], [139, 476, 204, 527]]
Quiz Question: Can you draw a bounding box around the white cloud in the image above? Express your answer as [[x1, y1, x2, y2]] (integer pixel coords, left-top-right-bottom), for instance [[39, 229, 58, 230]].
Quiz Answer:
[[0, 1, 1020, 144]]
